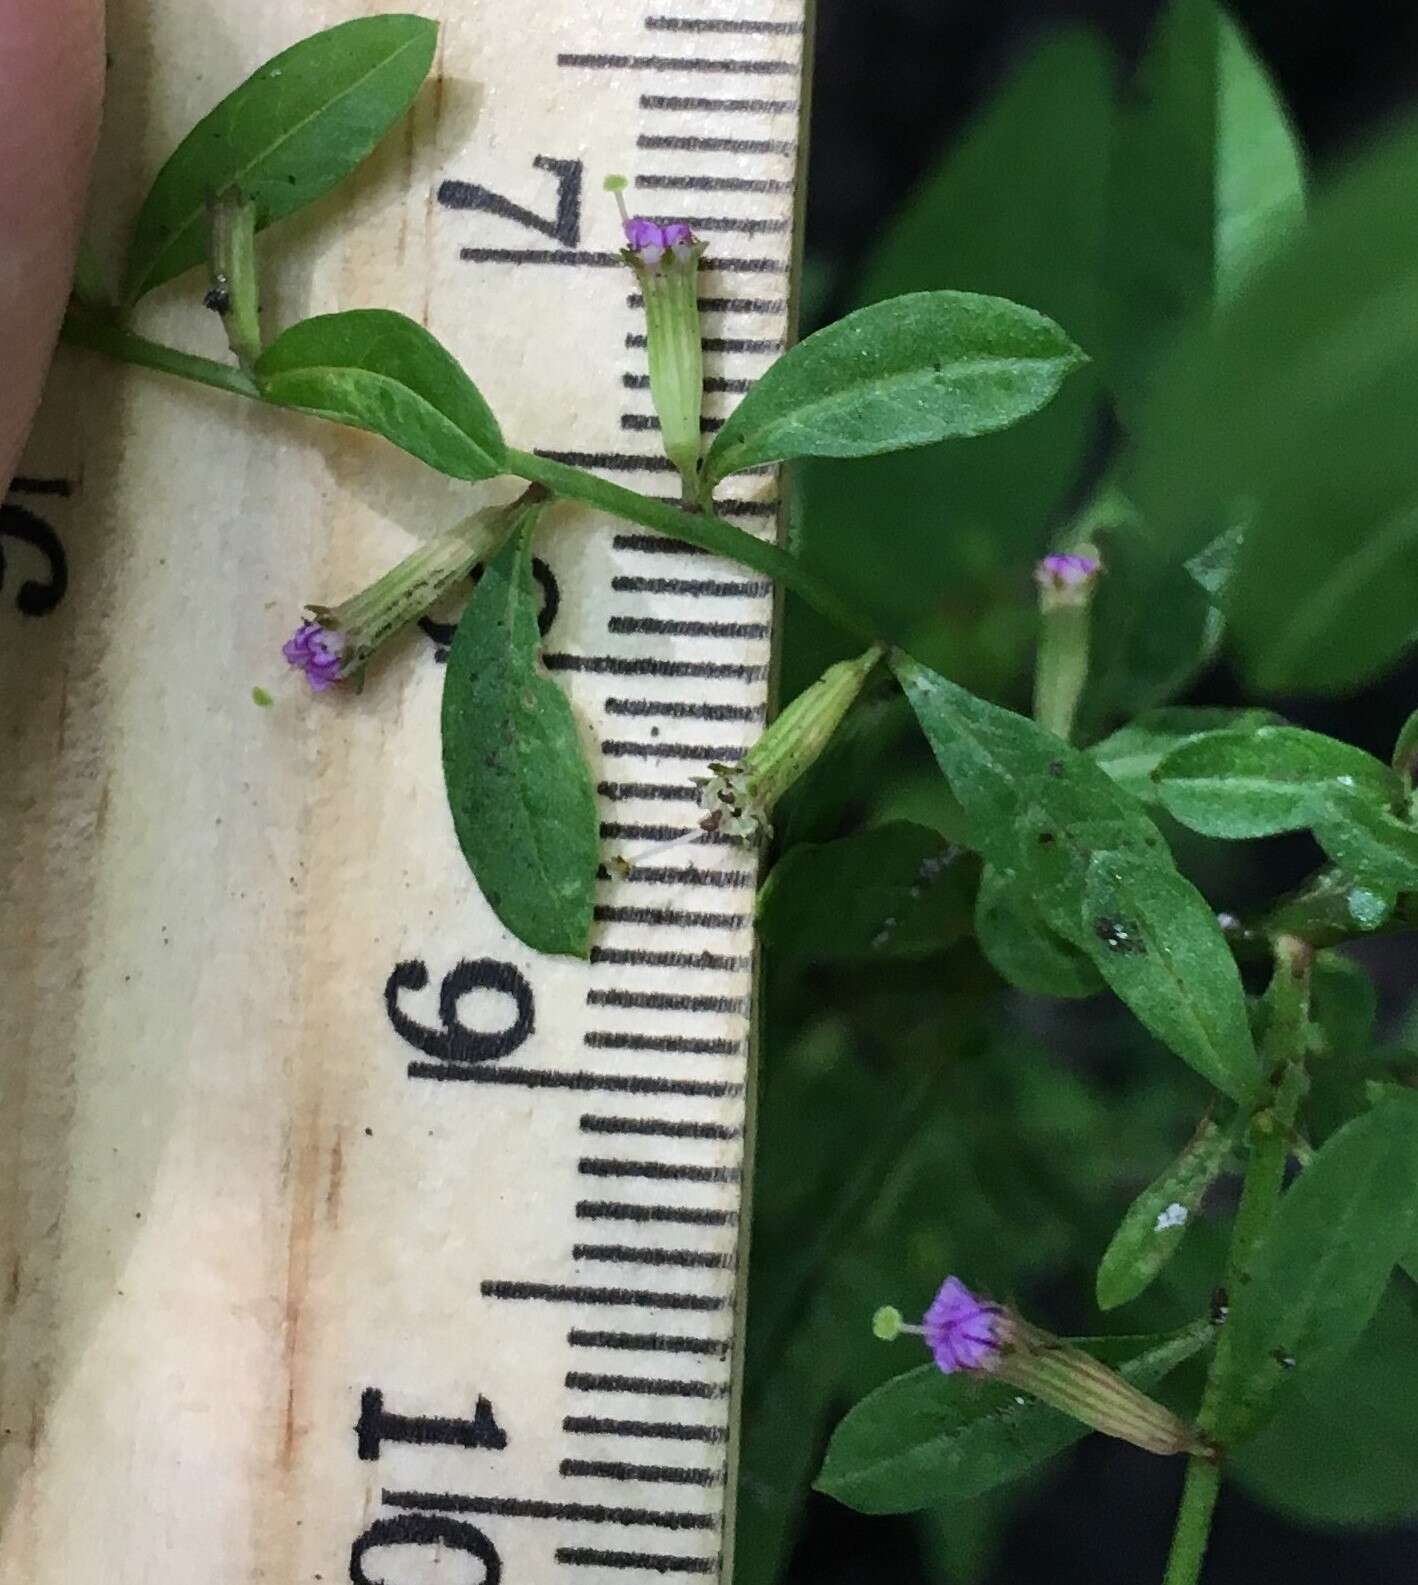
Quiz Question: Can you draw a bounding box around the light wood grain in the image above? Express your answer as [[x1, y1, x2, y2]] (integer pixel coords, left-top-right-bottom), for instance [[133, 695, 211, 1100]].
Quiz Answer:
[[0, 2, 805, 1579]]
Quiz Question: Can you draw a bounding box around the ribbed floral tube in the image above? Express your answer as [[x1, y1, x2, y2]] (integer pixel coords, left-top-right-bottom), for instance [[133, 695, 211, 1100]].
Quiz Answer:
[[1032, 547, 1102, 744], [997, 1321, 1202, 1457], [638, 246, 705, 496], [283, 489, 546, 690], [612, 189, 709, 502], [699, 644, 883, 842]]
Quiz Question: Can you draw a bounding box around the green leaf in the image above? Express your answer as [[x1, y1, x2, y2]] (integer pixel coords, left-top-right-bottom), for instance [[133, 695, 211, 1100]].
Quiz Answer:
[[1211, 1098, 1418, 1443], [757, 824, 972, 960], [256, 309, 505, 481], [1153, 726, 1402, 840], [1313, 793, 1418, 891], [1077, 849, 1257, 1102], [1102, 0, 1303, 415], [1150, 723, 1418, 887], [1310, 953, 1378, 1065], [1089, 708, 1279, 802], [122, 15, 437, 303], [1096, 1110, 1243, 1310], [974, 864, 1101, 998], [893, 655, 1258, 1098], [1233, 1290, 1418, 1529], [815, 1324, 1210, 1515], [1138, 115, 1418, 691], [1308, 952, 1380, 1144], [704, 291, 1086, 486], [441, 520, 598, 957]]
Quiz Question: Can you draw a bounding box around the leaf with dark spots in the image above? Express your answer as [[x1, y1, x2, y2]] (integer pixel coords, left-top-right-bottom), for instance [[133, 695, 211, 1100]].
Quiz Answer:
[[892, 654, 1258, 1098]]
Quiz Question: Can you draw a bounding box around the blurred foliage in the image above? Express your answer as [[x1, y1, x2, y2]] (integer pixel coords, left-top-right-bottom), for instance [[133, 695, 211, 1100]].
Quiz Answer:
[[740, 1, 1418, 1579]]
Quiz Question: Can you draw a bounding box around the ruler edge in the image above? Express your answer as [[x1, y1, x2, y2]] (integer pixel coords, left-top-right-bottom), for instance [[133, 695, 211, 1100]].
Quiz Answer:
[[721, 3, 817, 1577]]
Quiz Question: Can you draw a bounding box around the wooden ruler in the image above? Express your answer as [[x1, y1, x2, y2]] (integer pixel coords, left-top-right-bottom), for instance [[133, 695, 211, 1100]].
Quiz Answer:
[[0, 2, 806, 1581]]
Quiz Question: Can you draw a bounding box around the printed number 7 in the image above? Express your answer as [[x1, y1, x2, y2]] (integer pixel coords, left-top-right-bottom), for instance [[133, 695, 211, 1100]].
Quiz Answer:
[[437, 156, 582, 247]]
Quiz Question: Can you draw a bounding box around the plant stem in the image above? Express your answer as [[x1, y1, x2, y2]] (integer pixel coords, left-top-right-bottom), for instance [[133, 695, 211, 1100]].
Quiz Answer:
[[61, 310, 260, 399], [1160, 937, 1312, 1585], [1162, 1458, 1221, 1585], [57, 315, 874, 644], [506, 447, 875, 643]]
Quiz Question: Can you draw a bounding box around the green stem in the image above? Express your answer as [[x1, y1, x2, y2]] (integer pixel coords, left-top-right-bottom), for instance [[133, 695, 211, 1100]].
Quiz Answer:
[[1163, 1458, 1221, 1585], [57, 315, 873, 644], [506, 448, 875, 643], [62, 310, 260, 399], [1161, 937, 1312, 1585]]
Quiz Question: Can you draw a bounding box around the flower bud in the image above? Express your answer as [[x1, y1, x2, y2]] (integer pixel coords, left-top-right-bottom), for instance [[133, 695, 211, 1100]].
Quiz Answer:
[[608, 176, 707, 502], [282, 489, 546, 691], [1034, 550, 1102, 610], [699, 645, 882, 843], [1033, 545, 1102, 743]]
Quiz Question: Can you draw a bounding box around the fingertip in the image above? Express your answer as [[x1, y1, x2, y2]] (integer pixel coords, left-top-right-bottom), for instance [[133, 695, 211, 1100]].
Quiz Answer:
[[0, 0, 105, 488]]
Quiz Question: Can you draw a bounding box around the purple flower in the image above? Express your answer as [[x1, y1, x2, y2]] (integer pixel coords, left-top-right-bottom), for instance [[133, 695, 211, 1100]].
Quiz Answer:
[[623, 215, 667, 252], [282, 621, 345, 692], [622, 215, 700, 267], [922, 1276, 1005, 1374], [1035, 552, 1101, 589]]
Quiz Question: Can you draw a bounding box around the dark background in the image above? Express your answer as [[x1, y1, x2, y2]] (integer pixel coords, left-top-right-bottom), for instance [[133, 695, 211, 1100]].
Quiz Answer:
[[778, 3, 1418, 1579], [807, 0, 1418, 295]]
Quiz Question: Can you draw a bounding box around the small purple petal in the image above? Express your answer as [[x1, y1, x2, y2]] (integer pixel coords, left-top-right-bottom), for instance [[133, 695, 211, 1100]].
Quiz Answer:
[[921, 1275, 1004, 1374], [623, 216, 668, 252], [1036, 552, 1100, 588], [282, 621, 345, 692], [624, 216, 699, 266]]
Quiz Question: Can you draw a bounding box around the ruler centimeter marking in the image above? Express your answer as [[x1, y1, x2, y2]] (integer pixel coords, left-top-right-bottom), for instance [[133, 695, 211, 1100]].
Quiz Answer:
[[355, 6, 806, 1585]]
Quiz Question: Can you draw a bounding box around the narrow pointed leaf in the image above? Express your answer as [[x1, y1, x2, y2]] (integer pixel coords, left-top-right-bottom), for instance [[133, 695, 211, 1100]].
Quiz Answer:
[[704, 291, 1086, 485], [1211, 1098, 1418, 1443], [123, 15, 437, 302], [1076, 849, 1256, 1101], [1097, 1110, 1244, 1310], [441, 522, 598, 957], [256, 309, 505, 481]]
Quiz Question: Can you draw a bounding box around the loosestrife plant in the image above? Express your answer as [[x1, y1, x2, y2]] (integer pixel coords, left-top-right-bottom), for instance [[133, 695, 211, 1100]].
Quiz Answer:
[[63, 11, 1418, 1581]]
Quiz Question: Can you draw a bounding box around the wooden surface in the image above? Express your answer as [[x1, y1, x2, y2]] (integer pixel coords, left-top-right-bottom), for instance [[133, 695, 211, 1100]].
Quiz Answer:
[[0, 2, 805, 1580]]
